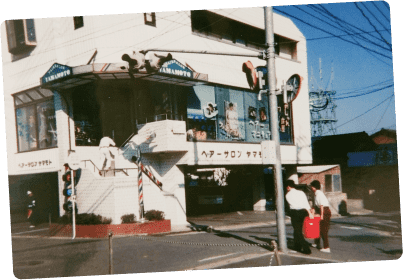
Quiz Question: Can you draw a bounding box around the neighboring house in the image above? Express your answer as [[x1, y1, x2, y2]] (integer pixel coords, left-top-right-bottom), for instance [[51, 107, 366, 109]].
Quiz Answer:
[[370, 128, 397, 145], [311, 130, 400, 212], [312, 132, 378, 166], [347, 129, 400, 211], [2, 8, 312, 225], [297, 165, 347, 215]]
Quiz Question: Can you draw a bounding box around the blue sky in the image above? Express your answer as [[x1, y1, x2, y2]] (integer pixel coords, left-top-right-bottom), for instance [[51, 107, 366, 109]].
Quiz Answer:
[[275, 1, 395, 136]]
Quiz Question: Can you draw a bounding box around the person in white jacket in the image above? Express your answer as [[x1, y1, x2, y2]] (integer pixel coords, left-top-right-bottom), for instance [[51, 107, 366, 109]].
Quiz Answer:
[[285, 180, 314, 254], [99, 136, 116, 170]]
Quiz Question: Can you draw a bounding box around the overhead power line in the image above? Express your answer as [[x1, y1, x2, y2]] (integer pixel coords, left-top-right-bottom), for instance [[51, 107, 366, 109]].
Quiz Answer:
[[273, 7, 392, 60], [366, 1, 391, 35], [305, 28, 391, 42], [374, 96, 393, 131], [334, 84, 393, 100], [313, 4, 386, 45], [313, 4, 392, 67], [336, 94, 394, 129], [336, 81, 393, 97], [370, 1, 391, 28], [295, 5, 390, 51], [354, 2, 392, 50]]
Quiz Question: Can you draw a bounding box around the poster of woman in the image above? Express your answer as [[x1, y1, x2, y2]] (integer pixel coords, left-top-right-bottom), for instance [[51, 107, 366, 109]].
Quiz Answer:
[[224, 101, 241, 138]]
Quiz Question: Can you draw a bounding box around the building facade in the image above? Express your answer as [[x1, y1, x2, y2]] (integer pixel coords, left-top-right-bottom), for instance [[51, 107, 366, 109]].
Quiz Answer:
[[297, 165, 347, 215], [2, 8, 312, 226]]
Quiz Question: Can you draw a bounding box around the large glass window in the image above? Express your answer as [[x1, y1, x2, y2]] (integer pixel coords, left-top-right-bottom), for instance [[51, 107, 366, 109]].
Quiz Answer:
[[186, 85, 293, 144], [15, 98, 57, 152], [37, 100, 57, 149], [190, 10, 297, 59], [72, 85, 102, 146]]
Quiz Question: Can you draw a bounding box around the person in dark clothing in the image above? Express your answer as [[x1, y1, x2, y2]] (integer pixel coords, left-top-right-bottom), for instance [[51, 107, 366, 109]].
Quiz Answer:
[[310, 180, 332, 253], [27, 191, 36, 228], [285, 180, 314, 254]]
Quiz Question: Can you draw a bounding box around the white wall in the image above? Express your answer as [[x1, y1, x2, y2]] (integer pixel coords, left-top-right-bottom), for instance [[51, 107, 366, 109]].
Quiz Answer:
[[2, 9, 312, 169], [2, 9, 311, 223]]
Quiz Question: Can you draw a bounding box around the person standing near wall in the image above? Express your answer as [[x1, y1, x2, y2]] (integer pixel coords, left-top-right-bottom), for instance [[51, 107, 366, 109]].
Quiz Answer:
[[310, 180, 332, 253], [99, 136, 116, 170], [26, 191, 36, 228], [285, 180, 314, 254]]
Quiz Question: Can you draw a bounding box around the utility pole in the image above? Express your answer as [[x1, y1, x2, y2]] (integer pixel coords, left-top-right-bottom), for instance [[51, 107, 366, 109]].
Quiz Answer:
[[133, 7, 288, 251], [264, 6, 287, 252]]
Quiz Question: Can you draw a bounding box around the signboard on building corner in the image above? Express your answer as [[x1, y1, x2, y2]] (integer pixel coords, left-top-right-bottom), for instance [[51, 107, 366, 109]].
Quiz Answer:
[[41, 63, 73, 84], [159, 60, 193, 78]]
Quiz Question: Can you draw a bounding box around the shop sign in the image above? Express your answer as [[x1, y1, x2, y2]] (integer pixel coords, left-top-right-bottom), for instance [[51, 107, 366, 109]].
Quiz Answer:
[[159, 60, 193, 78], [192, 142, 267, 165], [14, 149, 58, 174], [41, 63, 72, 84]]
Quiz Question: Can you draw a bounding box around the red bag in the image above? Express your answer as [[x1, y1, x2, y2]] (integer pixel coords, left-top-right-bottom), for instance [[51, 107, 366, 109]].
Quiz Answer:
[[303, 216, 321, 239]]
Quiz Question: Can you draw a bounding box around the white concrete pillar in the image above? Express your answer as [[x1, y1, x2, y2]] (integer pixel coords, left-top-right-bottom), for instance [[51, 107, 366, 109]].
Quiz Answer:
[[253, 173, 266, 211], [54, 91, 73, 216], [285, 165, 298, 184]]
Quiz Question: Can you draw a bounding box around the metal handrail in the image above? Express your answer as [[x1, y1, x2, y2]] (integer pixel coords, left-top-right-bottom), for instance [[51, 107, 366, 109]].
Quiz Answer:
[[121, 132, 136, 149], [82, 159, 137, 177], [137, 114, 184, 125]]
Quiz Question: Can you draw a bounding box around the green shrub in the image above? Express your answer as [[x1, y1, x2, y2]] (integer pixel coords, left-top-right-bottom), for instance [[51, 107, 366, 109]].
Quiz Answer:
[[56, 213, 112, 225], [144, 210, 165, 221], [121, 214, 136, 224], [56, 214, 72, 225]]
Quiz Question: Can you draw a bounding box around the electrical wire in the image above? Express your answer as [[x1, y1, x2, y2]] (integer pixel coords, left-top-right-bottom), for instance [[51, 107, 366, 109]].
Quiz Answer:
[[312, 4, 392, 67], [364, 1, 391, 35], [354, 2, 391, 50], [336, 79, 393, 94], [374, 96, 393, 131], [334, 84, 393, 100], [370, 1, 391, 29], [273, 7, 392, 60], [312, 4, 386, 45], [305, 5, 390, 51], [305, 28, 391, 42], [336, 94, 394, 129], [309, 4, 392, 68]]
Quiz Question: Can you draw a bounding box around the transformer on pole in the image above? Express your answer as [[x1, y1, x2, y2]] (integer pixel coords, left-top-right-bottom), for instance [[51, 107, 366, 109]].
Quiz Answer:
[[309, 59, 338, 137]]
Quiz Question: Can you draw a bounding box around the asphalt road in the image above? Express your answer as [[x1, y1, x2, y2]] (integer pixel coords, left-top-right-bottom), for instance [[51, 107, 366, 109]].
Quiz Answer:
[[10, 212, 403, 278]]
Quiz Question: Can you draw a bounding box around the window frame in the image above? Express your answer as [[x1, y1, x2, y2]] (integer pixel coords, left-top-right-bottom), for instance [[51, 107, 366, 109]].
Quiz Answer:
[[5, 19, 37, 54], [324, 174, 342, 193], [144, 12, 156, 27], [14, 95, 57, 153], [73, 16, 84, 30]]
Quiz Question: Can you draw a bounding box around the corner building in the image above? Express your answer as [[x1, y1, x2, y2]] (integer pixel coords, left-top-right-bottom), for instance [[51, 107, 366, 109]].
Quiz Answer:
[[2, 8, 312, 227]]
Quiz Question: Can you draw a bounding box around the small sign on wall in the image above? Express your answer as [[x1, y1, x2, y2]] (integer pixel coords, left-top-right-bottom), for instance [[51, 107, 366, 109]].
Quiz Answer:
[[198, 195, 223, 205], [13, 149, 58, 174], [261, 140, 276, 165]]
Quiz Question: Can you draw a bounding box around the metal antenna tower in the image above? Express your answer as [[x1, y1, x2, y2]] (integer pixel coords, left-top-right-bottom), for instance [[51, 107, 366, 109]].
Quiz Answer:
[[309, 59, 338, 137]]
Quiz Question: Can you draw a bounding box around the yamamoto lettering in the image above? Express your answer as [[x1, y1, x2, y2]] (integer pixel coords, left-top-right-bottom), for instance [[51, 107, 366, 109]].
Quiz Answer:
[[44, 70, 71, 82], [160, 67, 191, 77]]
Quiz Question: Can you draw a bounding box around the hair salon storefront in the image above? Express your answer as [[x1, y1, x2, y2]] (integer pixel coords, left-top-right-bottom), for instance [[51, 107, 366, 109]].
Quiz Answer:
[[9, 53, 306, 225]]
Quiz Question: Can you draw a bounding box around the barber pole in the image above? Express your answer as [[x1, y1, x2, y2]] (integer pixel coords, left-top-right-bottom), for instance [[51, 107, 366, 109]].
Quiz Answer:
[[140, 163, 163, 190], [132, 148, 164, 222], [135, 148, 144, 221]]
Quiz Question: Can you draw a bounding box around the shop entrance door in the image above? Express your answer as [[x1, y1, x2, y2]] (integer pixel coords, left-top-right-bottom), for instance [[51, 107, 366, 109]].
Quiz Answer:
[[8, 172, 59, 224]]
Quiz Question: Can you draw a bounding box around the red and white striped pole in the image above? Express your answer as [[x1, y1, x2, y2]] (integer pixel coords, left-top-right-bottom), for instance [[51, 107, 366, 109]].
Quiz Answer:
[[135, 149, 144, 222], [140, 163, 163, 190]]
